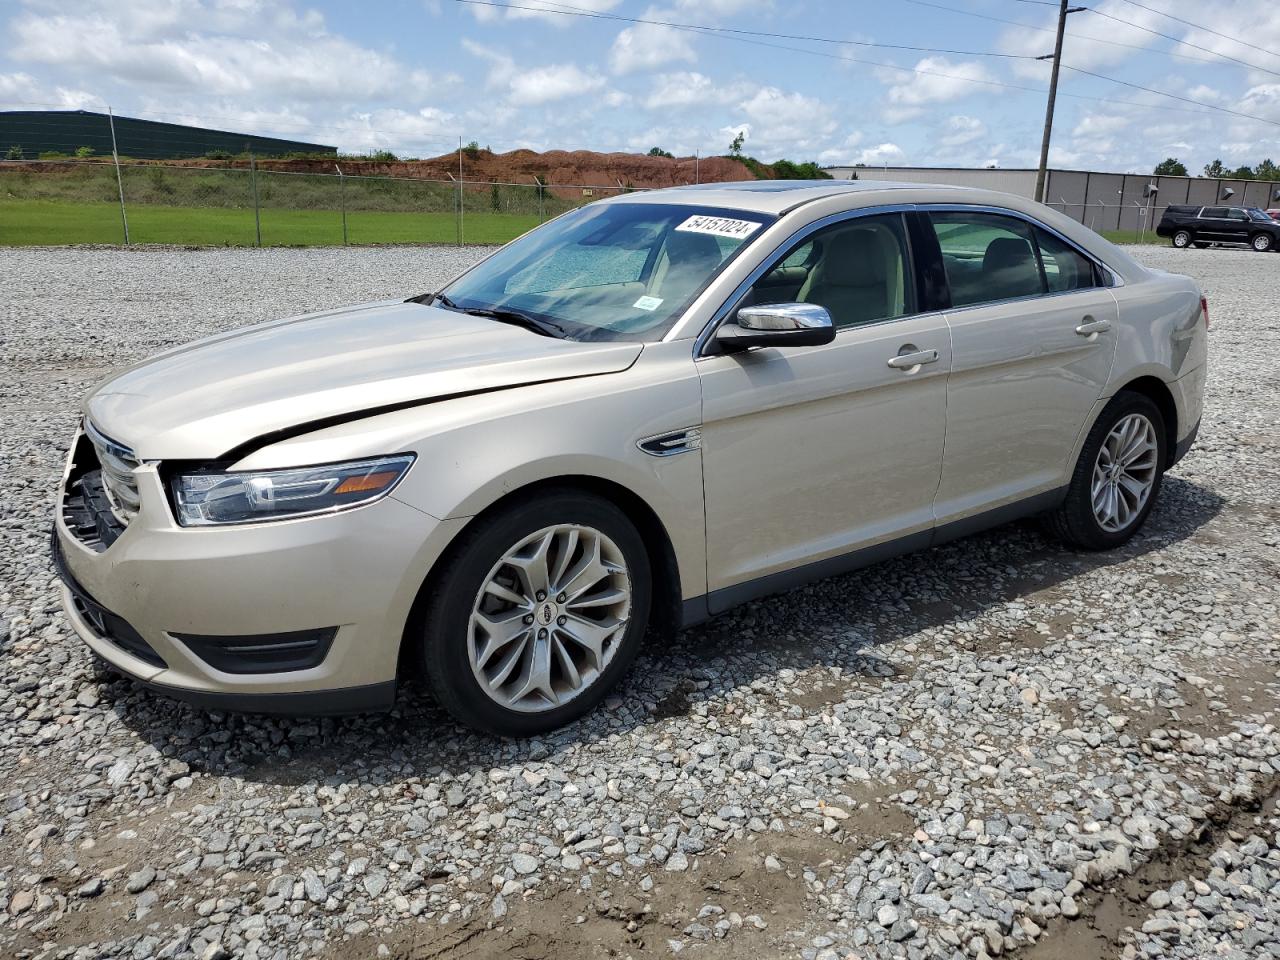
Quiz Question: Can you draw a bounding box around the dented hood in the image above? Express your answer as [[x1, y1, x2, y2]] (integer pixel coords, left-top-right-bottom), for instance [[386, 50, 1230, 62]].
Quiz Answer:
[[84, 300, 643, 460]]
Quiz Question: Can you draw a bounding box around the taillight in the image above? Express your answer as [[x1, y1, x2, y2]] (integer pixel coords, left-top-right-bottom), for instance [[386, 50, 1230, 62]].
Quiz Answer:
[[1200, 295, 1209, 328]]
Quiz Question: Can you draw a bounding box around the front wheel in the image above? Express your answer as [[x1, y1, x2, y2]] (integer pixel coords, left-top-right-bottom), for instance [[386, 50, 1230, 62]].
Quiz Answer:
[[1252, 233, 1273, 252], [417, 490, 651, 736], [1046, 393, 1166, 550], [1171, 230, 1193, 248]]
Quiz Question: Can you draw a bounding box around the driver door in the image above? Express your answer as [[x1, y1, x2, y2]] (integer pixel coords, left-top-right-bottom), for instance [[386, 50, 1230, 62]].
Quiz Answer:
[[695, 212, 952, 610]]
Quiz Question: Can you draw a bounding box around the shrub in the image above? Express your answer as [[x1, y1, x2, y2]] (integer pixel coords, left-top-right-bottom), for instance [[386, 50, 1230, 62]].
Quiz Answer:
[[74, 146, 95, 158], [5, 145, 23, 160]]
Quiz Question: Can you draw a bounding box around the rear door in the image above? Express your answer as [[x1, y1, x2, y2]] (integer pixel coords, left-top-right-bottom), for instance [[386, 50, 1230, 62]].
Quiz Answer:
[[1198, 207, 1232, 242], [925, 209, 1119, 523]]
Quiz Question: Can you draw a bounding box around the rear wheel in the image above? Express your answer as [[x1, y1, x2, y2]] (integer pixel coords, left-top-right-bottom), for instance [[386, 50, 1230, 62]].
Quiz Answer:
[[1047, 392, 1166, 550], [1252, 233, 1273, 252], [417, 490, 651, 736], [1171, 230, 1193, 248]]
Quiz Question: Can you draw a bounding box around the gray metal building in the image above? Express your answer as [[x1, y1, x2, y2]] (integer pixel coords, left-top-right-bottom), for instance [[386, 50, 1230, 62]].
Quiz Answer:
[[824, 164, 1280, 234]]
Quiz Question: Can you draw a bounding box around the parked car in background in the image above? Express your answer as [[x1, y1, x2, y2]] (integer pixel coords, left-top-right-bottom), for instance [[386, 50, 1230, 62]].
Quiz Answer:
[[53, 181, 1208, 735], [1266, 209, 1280, 221], [1157, 204, 1280, 251]]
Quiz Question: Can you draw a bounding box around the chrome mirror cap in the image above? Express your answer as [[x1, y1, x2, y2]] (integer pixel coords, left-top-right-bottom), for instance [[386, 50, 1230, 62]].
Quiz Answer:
[[714, 302, 836, 353], [737, 302, 833, 332]]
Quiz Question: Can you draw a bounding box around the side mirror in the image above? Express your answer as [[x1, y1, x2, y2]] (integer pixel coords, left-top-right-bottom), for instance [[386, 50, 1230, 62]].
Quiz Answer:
[[716, 302, 835, 352]]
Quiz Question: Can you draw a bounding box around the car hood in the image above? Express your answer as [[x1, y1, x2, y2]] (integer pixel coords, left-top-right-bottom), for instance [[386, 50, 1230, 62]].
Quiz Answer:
[[84, 300, 643, 460]]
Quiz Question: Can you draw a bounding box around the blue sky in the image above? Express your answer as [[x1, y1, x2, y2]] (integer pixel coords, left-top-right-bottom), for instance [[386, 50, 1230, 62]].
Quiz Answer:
[[3, 0, 1279, 173]]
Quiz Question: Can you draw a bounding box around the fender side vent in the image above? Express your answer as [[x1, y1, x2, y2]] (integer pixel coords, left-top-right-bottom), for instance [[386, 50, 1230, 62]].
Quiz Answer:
[[638, 428, 702, 457]]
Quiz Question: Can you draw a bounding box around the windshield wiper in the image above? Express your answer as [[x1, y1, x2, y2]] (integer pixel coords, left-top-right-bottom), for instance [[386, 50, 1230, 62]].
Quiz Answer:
[[462, 307, 568, 339]]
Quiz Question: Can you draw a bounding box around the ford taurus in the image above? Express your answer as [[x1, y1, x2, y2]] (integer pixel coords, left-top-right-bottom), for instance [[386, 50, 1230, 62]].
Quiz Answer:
[[53, 181, 1208, 735]]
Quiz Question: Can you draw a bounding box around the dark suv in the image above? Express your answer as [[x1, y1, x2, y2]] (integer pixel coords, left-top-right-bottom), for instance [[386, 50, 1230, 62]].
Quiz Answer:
[[1156, 204, 1280, 252]]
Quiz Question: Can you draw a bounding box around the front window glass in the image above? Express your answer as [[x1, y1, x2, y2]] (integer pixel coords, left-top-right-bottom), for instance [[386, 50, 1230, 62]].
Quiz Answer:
[[744, 214, 913, 329], [1248, 208, 1272, 222], [441, 202, 773, 341], [930, 212, 1044, 307]]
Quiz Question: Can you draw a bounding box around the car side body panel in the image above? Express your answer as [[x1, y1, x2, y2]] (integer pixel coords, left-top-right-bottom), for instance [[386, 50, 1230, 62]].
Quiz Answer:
[[235, 340, 709, 602]]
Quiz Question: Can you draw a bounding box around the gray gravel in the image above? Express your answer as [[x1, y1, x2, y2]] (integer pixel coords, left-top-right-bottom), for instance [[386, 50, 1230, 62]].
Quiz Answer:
[[1, 243, 1278, 960]]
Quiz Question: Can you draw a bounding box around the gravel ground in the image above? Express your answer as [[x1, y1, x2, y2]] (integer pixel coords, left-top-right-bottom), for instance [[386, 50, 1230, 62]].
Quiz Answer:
[[1, 244, 1277, 960]]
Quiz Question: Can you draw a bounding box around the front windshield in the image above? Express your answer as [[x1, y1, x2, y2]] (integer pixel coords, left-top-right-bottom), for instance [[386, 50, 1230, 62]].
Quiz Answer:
[[1248, 207, 1272, 222], [440, 202, 774, 342]]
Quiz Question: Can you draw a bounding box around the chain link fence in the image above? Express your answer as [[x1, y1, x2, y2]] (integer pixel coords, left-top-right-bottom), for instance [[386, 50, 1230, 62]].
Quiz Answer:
[[0, 157, 638, 247]]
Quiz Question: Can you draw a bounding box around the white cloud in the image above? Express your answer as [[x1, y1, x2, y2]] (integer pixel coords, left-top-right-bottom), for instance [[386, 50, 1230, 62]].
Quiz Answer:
[[465, 0, 620, 23], [881, 58, 994, 123], [610, 17, 697, 75], [939, 115, 986, 148], [1072, 113, 1131, 138], [856, 143, 906, 165], [816, 131, 865, 165], [644, 71, 747, 109], [0, 70, 102, 110], [462, 40, 604, 106], [10, 3, 436, 103], [734, 86, 837, 150], [510, 64, 606, 105]]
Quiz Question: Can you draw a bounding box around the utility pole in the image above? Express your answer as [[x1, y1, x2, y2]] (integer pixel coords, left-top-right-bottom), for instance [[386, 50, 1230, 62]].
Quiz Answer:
[[107, 106, 130, 245], [1034, 0, 1085, 204]]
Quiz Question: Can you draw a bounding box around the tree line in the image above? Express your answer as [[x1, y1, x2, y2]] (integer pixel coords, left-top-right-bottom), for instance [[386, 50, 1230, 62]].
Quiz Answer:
[[1154, 157, 1280, 181]]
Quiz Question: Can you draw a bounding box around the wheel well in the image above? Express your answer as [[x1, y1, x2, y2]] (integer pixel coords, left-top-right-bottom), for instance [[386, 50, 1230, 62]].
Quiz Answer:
[[1117, 376, 1178, 458], [398, 476, 684, 680]]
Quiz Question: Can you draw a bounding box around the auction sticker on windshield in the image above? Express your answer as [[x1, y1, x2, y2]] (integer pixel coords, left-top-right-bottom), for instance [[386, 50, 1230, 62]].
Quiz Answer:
[[674, 215, 762, 240]]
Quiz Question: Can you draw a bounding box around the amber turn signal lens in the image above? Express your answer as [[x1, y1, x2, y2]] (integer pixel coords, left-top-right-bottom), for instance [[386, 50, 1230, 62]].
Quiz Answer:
[[334, 471, 399, 495]]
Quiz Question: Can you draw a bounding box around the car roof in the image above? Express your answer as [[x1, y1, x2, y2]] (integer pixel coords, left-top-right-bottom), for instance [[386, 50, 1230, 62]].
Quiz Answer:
[[602, 179, 988, 216]]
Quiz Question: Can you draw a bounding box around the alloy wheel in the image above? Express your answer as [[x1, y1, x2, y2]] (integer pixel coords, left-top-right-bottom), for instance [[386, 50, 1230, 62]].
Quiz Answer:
[[468, 524, 631, 713], [1090, 413, 1159, 533]]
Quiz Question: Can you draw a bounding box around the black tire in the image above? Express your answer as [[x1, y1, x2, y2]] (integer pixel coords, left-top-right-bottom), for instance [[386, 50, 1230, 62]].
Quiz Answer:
[[1046, 392, 1167, 551], [1251, 233, 1273, 252], [416, 489, 651, 736], [1171, 230, 1193, 249]]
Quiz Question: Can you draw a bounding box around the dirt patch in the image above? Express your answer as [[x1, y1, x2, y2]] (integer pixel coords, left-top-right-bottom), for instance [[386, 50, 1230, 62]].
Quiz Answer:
[[6, 149, 760, 194], [1104, 664, 1279, 744], [329, 831, 844, 960], [836, 779, 917, 841], [1021, 776, 1280, 959]]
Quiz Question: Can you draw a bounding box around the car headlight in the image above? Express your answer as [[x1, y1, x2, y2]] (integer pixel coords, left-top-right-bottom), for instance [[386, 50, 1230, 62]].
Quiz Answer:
[[172, 455, 415, 527]]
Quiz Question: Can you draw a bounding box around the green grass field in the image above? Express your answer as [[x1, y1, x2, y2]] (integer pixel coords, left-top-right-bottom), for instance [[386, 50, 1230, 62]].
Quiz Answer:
[[0, 199, 1160, 250], [0, 200, 542, 247]]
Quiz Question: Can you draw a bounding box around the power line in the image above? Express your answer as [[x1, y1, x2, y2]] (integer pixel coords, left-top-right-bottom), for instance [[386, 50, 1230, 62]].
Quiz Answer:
[[1083, 7, 1280, 78], [455, 0, 1038, 59], [462, 0, 1278, 127], [1113, 0, 1280, 63], [898, 0, 1279, 73], [1062, 63, 1279, 125]]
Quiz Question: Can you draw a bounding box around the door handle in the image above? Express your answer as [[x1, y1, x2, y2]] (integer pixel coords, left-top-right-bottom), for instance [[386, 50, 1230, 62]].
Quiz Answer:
[[887, 348, 939, 370], [1075, 317, 1111, 336]]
